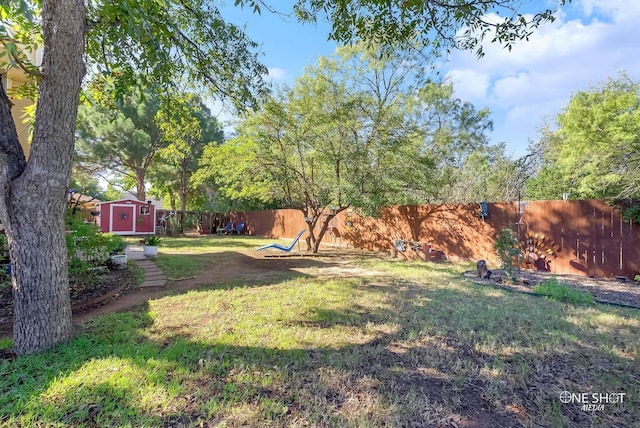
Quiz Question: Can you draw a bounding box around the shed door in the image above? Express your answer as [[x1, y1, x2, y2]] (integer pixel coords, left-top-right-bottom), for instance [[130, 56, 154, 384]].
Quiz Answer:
[[110, 205, 135, 233]]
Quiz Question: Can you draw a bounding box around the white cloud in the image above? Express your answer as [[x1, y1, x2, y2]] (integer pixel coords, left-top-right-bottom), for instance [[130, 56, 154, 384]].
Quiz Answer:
[[578, 0, 640, 23], [266, 67, 287, 81], [492, 72, 532, 102], [444, 3, 640, 157], [445, 69, 490, 103]]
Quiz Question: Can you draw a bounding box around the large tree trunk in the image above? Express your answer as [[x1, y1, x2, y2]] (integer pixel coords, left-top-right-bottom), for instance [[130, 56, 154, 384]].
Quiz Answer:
[[135, 169, 146, 201], [0, 0, 85, 355], [179, 199, 187, 234], [179, 167, 188, 234], [303, 207, 347, 253]]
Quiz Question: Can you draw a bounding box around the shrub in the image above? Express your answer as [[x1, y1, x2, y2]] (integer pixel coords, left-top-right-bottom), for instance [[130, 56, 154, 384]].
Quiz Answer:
[[494, 228, 523, 282], [533, 278, 594, 305], [103, 233, 126, 255], [0, 233, 7, 259], [66, 216, 119, 290]]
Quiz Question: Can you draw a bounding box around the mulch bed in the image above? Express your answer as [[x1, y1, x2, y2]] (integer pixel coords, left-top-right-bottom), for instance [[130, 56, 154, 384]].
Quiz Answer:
[[464, 269, 640, 308], [0, 267, 136, 328]]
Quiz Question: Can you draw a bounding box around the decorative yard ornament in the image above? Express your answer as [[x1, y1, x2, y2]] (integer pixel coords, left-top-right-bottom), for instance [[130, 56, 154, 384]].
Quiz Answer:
[[345, 209, 354, 230], [479, 201, 489, 220]]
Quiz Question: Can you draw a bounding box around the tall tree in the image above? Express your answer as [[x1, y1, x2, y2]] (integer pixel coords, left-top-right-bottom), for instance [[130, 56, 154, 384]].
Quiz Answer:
[[525, 74, 640, 200], [441, 143, 524, 203], [399, 81, 494, 203], [201, 45, 415, 251], [76, 85, 164, 201], [0, 0, 266, 355], [0, 0, 84, 355], [202, 46, 492, 252], [150, 94, 223, 232]]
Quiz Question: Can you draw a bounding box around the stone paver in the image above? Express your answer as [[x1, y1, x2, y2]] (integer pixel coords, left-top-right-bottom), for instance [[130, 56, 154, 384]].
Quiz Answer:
[[139, 269, 160, 276], [124, 245, 167, 288], [139, 279, 167, 288], [136, 261, 159, 269]]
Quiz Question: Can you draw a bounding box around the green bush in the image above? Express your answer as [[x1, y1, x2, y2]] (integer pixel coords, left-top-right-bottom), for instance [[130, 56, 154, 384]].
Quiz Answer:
[[0, 233, 7, 259], [66, 217, 125, 290], [533, 278, 594, 305], [103, 233, 126, 255], [494, 228, 523, 282]]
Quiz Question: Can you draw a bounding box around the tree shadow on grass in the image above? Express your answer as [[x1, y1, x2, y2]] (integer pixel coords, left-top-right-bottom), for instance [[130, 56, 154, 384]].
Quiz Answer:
[[0, 260, 639, 427]]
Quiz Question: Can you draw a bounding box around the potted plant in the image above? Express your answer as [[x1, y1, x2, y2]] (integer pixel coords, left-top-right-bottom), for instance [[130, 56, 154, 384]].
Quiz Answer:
[[110, 253, 128, 269], [143, 235, 161, 258], [107, 233, 128, 269]]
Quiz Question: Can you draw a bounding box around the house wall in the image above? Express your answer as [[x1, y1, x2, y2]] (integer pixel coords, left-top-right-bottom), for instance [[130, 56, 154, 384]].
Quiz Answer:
[[3, 48, 40, 159]]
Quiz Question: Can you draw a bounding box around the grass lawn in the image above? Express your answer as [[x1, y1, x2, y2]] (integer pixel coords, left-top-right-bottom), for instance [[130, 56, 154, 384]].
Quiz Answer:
[[0, 236, 638, 427]]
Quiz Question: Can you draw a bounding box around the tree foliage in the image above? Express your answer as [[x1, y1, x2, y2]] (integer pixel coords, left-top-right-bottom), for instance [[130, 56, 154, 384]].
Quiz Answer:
[[76, 84, 165, 201], [149, 94, 223, 230], [239, 0, 568, 57], [85, 0, 268, 108], [200, 45, 494, 251], [0, 0, 40, 107], [3, 0, 269, 107], [525, 74, 640, 200], [440, 143, 524, 203], [69, 168, 103, 201]]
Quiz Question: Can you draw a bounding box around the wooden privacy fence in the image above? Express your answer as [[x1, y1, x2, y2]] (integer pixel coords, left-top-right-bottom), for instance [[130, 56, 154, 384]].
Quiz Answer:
[[239, 200, 640, 280]]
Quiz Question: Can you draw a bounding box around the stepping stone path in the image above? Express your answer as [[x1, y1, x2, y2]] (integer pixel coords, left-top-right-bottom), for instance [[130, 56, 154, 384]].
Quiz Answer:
[[124, 245, 167, 288]]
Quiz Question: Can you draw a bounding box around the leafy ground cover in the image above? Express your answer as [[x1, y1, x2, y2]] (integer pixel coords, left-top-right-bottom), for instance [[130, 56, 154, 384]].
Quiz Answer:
[[0, 236, 638, 427], [533, 277, 596, 305]]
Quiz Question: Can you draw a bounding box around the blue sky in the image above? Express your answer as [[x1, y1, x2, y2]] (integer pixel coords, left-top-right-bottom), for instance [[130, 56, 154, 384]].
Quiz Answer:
[[218, 0, 639, 158]]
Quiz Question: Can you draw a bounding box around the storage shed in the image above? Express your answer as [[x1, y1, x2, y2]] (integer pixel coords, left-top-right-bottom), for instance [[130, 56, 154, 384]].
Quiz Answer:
[[97, 198, 156, 235]]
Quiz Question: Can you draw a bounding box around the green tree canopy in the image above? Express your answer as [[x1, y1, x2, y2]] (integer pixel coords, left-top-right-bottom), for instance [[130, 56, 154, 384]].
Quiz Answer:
[[440, 143, 525, 203], [76, 84, 165, 201], [199, 45, 494, 251], [3, 0, 269, 107], [148, 94, 223, 231], [525, 74, 640, 200], [239, 0, 568, 57], [85, 0, 268, 108]]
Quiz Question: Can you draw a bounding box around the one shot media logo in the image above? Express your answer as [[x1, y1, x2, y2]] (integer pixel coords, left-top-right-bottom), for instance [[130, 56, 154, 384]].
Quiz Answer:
[[559, 391, 626, 412]]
